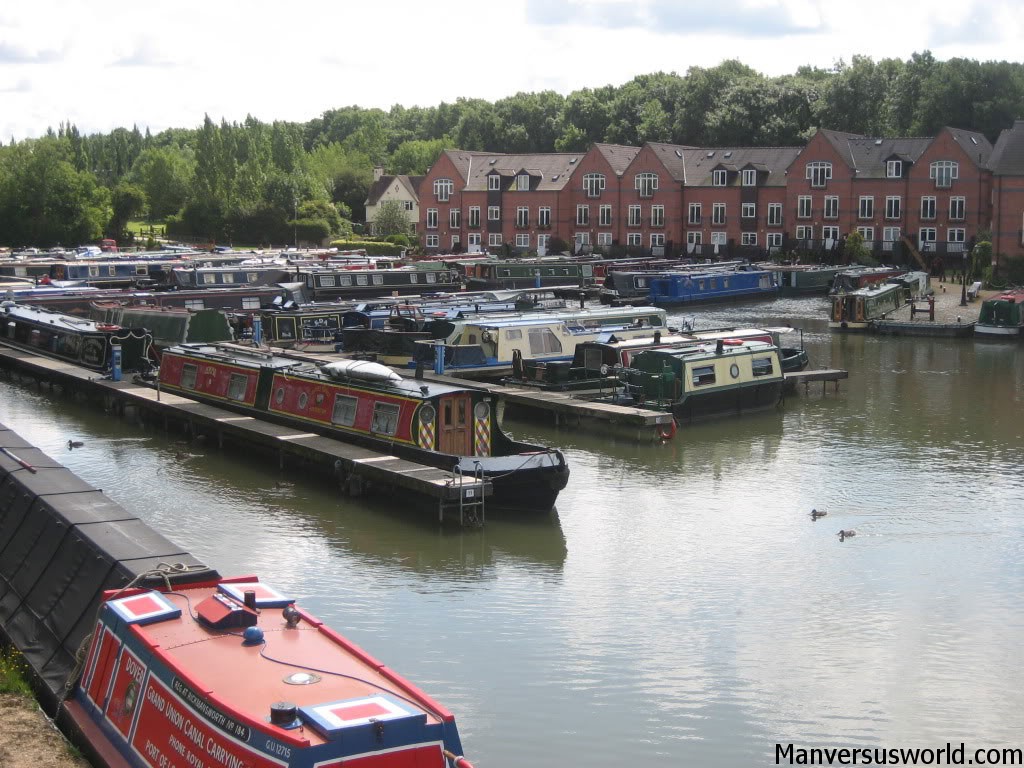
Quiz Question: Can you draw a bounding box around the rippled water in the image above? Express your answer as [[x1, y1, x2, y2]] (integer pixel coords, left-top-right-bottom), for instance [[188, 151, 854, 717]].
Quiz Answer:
[[2, 295, 1023, 766]]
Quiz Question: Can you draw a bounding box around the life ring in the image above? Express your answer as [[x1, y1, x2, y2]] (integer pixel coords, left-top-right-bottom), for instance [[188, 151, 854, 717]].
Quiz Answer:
[[721, 338, 744, 346], [96, 323, 120, 332], [657, 417, 677, 440]]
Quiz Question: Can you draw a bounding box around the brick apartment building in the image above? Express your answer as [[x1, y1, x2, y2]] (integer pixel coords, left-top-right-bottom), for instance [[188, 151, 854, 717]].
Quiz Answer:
[[416, 121, 1024, 266]]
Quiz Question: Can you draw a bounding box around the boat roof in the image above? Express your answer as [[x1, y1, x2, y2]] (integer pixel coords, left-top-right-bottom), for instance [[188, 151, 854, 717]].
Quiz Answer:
[[104, 580, 451, 751], [1, 301, 122, 331], [166, 343, 473, 397]]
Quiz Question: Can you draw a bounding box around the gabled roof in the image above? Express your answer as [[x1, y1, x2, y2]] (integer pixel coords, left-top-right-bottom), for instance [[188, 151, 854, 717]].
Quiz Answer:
[[676, 146, 801, 186], [441, 150, 498, 182], [946, 126, 993, 166], [593, 143, 642, 176], [365, 174, 422, 206], [989, 120, 1024, 176], [464, 153, 582, 191], [840, 137, 931, 177]]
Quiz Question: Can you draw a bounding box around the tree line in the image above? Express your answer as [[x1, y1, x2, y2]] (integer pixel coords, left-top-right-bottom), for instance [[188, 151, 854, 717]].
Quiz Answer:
[[2, 52, 1023, 249]]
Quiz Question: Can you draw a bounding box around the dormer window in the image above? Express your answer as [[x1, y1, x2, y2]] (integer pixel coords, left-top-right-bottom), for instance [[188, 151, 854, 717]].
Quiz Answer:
[[516, 173, 531, 191], [433, 178, 453, 202], [806, 161, 832, 188], [583, 172, 606, 198], [635, 172, 658, 198], [930, 160, 959, 188], [488, 174, 501, 191], [886, 160, 903, 178], [742, 169, 757, 187], [712, 169, 727, 187]]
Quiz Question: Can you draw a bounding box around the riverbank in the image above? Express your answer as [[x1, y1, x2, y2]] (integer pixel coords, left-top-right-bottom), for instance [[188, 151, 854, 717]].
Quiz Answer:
[[0, 694, 91, 767]]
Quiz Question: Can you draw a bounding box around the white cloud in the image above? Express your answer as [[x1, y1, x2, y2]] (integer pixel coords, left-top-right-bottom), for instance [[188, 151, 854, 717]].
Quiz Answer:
[[0, 0, 1021, 141]]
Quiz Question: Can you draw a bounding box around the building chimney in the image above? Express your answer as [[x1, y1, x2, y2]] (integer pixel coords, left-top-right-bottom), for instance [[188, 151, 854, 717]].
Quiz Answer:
[[373, 166, 385, 182]]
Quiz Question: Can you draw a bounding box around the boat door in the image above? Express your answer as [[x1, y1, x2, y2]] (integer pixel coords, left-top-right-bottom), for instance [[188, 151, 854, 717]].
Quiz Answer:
[[438, 393, 473, 455]]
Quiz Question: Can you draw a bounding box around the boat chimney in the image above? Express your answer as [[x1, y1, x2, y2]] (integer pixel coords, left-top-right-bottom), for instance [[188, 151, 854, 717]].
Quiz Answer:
[[243, 590, 257, 610], [579, 292, 586, 309], [269, 702, 298, 727], [415, 361, 424, 380], [654, 331, 661, 344], [716, 339, 724, 355]]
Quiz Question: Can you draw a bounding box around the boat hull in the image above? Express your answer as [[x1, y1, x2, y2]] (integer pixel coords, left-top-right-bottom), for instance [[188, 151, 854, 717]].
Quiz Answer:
[[673, 380, 784, 423]]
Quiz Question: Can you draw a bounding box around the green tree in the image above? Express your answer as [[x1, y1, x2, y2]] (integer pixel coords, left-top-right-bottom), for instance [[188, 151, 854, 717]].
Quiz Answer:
[[131, 146, 194, 219], [373, 199, 411, 237], [109, 182, 147, 239], [389, 137, 452, 175]]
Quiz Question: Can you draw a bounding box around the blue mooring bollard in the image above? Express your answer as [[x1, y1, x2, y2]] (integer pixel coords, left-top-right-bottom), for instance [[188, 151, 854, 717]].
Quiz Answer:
[[111, 344, 122, 382], [434, 342, 445, 375], [252, 315, 263, 345]]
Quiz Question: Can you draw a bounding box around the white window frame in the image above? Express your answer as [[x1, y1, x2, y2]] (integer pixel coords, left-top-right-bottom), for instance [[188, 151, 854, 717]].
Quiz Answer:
[[741, 232, 757, 246], [650, 233, 665, 247], [712, 169, 727, 187], [596, 232, 612, 246], [857, 226, 874, 243], [688, 202, 702, 225], [516, 173, 531, 191], [885, 196, 901, 220], [488, 175, 501, 191], [576, 204, 590, 226], [628, 205, 641, 226], [795, 225, 813, 240], [449, 208, 460, 228], [950, 197, 966, 221], [824, 196, 839, 219], [651, 205, 665, 227], [822, 225, 840, 242], [488, 233, 503, 247], [626, 232, 642, 246], [426, 208, 438, 229], [921, 197, 936, 220], [742, 169, 757, 186], [687, 231, 702, 245], [538, 207, 551, 227], [767, 232, 782, 248], [515, 233, 530, 248], [599, 204, 612, 227], [468, 206, 480, 227], [488, 206, 500, 221], [426, 234, 439, 247], [635, 172, 658, 197], [887, 160, 902, 178], [712, 203, 726, 225], [806, 161, 832, 187], [883, 226, 900, 251], [919, 227, 937, 250], [433, 178, 453, 202], [930, 160, 958, 188], [583, 172, 606, 198], [741, 202, 756, 219], [767, 203, 782, 226], [710, 231, 727, 245], [516, 206, 529, 228], [797, 196, 811, 219], [858, 196, 874, 220]]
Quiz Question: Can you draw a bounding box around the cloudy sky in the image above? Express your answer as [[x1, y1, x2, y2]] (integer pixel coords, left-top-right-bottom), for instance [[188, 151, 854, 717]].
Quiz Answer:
[[1, 0, 1020, 142]]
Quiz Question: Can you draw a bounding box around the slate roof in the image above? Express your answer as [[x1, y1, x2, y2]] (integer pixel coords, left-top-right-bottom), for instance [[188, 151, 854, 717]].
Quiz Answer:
[[649, 144, 801, 186], [988, 120, 1024, 175], [593, 143, 642, 176], [365, 174, 422, 206], [816, 127, 993, 177], [462, 152, 583, 192]]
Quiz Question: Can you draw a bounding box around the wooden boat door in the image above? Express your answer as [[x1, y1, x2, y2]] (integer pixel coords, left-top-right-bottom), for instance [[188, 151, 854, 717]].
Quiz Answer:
[[438, 393, 472, 455]]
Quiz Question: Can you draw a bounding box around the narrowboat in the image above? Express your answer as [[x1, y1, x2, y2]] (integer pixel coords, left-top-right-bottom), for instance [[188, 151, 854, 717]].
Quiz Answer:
[[0, 301, 153, 371], [646, 268, 778, 307], [64, 574, 476, 768], [171, 264, 295, 290], [598, 261, 748, 304], [769, 264, 846, 295], [620, 339, 785, 424], [975, 290, 1024, 337], [90, 302, 236, 358], [463, 258, 599, 291], [304, 265, 460, 301], [157, 343, 569, 510], [887, 270, 931, 298], [829, 282, 907, 331], [410, 305, 669, 374]]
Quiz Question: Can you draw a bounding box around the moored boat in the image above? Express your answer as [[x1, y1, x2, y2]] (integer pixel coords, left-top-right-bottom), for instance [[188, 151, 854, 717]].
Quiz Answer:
[[618, 339, 785, 424], [156, 343, 569, 510], [829, 282, 906, 331], [646, 268, 778, 306], [63, 574, 476, 768], [975, 289, 1024, 337]]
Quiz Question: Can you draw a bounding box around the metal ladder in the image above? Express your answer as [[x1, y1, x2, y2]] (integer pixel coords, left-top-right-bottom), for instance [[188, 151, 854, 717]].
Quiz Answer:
[[442, 462, 486, 526]]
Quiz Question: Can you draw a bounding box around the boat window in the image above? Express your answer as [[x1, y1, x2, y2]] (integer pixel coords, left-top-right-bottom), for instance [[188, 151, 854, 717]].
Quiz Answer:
[[506, 329, 522, 340], [274, 385, 285, 404], [410, 273, 419, 283], [691, 365, 716, 386], [723, 277, 730, 288], [247, 273, 258, 283], [203, 273, 217, 284], [135, 265, 148, 275], [528, 327, 563, 355], [297, 391, 309, 410], [185, 299, 205, 310], [107, 265, 117, 276], [752, 357, 774, 377], [698, 280, 705, 291], [457, 399, 468, 424], [467, 334, 477, 343], [634, 277, 648, 289], [180, 363, 198, 389], [332, 394, 358, 426], [340, 276, 352, 286], [320, 275, 336, 287], [373, 274, 384, 285], [357, 274, 368, 285], [649, 315, 663, 327], [371, 402, 400, 435], [426, 273, 436, 283], [242, 297, 261, 310], [501, 270, 511, 277], [89, 266, 100, 277], [222, 274, 235, 284], [227, 373, 248, 401]]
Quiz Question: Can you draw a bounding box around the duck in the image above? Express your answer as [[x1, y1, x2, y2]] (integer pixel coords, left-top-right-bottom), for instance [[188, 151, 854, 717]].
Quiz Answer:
[[67, 440, 84, 450], [837, 530, 856, 541], [810, 508, 827, 520]]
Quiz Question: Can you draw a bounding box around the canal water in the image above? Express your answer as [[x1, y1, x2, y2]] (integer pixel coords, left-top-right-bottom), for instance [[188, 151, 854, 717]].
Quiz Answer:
[[1, 295, 1023, 766]]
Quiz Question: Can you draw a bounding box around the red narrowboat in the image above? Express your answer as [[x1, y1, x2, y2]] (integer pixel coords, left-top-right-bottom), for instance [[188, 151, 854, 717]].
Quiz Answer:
[[157, 343, 569, 510]]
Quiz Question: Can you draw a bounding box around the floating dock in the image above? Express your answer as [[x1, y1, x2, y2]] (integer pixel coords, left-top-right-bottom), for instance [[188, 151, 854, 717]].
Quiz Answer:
[[0, 346, 490, 524]]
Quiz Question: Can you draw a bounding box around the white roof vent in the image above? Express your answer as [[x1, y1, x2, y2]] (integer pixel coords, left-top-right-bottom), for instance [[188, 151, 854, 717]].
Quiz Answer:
[[675, 149, 683, 158], [488, 158, 497, 164], [569, 157, 578, 164], [723, 151, 732, 158], [706, 151, 715, 158]]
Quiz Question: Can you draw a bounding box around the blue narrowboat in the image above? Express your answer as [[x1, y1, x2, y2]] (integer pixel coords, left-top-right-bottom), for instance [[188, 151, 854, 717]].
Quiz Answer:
[[647, 268, 778, 306]]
